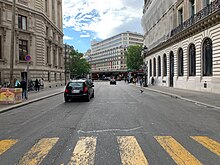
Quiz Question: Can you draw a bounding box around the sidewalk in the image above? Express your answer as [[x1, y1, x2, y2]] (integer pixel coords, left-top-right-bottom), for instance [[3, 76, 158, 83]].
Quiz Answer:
[[132, 84, 220, 110], [0, 86, 65, 113]]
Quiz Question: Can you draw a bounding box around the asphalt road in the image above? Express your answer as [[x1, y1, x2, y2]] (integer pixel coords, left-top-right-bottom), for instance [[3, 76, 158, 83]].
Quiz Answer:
[[0, 81, 220, 165]]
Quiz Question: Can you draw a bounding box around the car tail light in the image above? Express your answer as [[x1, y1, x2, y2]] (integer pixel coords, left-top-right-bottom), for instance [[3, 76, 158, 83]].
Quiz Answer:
[[65, 89, 69, 93], [83, 86, 88, 93]]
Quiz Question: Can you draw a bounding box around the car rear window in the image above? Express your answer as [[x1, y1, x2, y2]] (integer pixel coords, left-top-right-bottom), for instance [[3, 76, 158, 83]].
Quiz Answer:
[[68, 82, 83, 88]]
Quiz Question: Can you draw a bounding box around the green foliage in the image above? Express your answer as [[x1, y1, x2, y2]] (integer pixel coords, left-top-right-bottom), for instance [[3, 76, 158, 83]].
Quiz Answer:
[[125, 45, 143, 71], [67, 49, 91, 78]]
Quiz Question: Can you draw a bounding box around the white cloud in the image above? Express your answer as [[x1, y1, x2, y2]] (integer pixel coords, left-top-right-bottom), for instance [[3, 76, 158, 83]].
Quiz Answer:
[[80, 34, 90, 38], [63, 0, 143, 40], [63, 35, 73, 40]]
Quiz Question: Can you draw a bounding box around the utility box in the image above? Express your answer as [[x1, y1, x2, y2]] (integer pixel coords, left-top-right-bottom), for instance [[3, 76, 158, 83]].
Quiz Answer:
[[0, 88, 22, 104]]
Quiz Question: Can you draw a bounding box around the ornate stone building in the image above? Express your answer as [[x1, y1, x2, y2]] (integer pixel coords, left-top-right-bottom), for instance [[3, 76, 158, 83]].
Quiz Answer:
[[0, 0, 64, 88], [142, 0, 220, 93]]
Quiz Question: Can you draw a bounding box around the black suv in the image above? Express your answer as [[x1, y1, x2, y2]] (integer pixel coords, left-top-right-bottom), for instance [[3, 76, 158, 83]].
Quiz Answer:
[[64, 79, 94, 102]]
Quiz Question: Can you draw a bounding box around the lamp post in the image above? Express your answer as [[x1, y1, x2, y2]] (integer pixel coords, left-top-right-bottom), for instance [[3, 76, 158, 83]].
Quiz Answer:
[[142, 46, 148, 87]]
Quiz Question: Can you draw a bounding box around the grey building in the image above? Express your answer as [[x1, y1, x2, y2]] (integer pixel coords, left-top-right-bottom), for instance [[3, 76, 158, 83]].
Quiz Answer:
[[0, 0, 64, 88]]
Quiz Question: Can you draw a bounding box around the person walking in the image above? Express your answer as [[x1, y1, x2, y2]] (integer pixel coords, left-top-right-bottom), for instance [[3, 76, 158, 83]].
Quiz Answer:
[[34, 79, 40, 92], [20, 79, 27, 99]]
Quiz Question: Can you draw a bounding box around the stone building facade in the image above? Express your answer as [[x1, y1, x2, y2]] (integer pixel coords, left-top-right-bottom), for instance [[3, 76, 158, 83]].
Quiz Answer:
[[142, 0, 220, 93], [0, 0, 64, 88]]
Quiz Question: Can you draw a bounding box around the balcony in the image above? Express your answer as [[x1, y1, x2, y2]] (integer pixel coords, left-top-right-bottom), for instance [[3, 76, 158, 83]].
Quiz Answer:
[[171, 0, 220, 37]]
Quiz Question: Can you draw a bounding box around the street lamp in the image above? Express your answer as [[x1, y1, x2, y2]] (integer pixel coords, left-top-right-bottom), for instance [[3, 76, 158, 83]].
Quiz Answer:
[[142, 46, 148, 87]]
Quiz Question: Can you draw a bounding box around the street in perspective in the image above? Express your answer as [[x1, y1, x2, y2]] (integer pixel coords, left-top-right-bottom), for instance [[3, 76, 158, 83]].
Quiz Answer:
[[0, 81, 220, 164], [0, 0, 220, 165]]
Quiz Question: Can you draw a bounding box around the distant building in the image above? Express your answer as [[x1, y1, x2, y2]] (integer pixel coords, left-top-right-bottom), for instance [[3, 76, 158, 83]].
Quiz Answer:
[[89, 31, 143, 79], [142, 0, 220, 93], [0, 0, 64, 88], [84, 49, 92, 62]]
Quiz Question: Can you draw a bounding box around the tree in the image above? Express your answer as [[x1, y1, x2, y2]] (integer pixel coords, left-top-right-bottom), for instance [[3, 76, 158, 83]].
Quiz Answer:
[[125, 45, 143, 71], [67, 49, 91, 78]]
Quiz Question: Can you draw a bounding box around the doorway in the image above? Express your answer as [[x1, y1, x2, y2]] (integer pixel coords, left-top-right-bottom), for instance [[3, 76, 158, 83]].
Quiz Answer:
[[169, 52, 174, 87]]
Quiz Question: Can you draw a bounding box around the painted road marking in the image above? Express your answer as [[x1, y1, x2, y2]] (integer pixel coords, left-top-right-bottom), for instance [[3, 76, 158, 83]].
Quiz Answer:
[[0, 139, 18, 155], [19, 137, 59, 165], [68, 136, 97, 165], [117, 136, 149, 165], [191, 136, 220, 156], [155, 136, 202, 165]]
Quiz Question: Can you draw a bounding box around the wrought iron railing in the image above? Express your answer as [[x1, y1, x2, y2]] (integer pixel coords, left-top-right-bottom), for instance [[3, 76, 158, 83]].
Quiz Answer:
[[170, 0, 220, 37]]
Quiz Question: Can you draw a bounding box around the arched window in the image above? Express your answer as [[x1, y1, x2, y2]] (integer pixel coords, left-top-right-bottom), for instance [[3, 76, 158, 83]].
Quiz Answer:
[[163, 54, 167, 76], [178, 48, 184, 76], [149, 59, 152, 76], [158, 56, 161, 76], [203, 38, 212, 76], [153, 58, 156, 76], [189, 44, 196, 76]]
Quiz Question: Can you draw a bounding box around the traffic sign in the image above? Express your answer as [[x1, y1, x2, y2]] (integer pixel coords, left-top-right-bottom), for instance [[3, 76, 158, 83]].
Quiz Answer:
[[25, 55, 31, 61]]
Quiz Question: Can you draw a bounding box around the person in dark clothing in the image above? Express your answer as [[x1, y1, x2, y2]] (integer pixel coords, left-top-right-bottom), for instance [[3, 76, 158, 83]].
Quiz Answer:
[[35, 79, 40, 92], [20, 79, 27, 99]]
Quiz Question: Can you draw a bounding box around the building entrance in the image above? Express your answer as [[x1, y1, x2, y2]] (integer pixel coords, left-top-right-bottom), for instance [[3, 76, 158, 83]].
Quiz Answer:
[[169, 52, 174, 87]]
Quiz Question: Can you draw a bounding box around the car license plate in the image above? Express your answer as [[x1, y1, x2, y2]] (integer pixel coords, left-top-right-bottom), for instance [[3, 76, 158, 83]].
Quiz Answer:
[[72, 90, 80, 93]]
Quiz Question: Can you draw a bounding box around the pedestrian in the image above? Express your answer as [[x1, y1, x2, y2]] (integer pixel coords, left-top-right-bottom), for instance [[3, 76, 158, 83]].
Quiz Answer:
[[139, 77, 143, 87], [34, 79, 40, 92], [15, 78, 20, 88], [20, 79, 27, 99]]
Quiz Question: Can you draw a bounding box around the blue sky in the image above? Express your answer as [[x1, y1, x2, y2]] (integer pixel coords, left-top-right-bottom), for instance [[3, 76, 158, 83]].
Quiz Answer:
[[62, 0, 144, 53]]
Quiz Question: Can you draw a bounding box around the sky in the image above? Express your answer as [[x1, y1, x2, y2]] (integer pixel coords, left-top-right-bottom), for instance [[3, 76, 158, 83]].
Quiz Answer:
[[62, 0, 144, 53]]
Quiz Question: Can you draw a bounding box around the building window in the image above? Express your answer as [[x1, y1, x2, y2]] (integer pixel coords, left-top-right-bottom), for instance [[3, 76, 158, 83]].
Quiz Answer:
[[60, 73, 62, 81], [203, 38, 212, 76], [153, 58, 156, 76], [45, 0, 48, 13], [55, 72, 57, 82], [158, 56, 161, 76], [178, 8, 183, 25], [163, 54, 167, 76], [46, 27, 49, 37], [189, 0, 195, 17], [53, 49, 56, 67], [149, 59, 152, 76], [0, 36, 2, 59], [19, 40, 28, 61], [203, 0, 210, 7], [48, 72, 50, 82], [178, 48, 184, 76], [46, 46, 49, 64], [189, 44, 196, 76], [18, 15, 27, 30]]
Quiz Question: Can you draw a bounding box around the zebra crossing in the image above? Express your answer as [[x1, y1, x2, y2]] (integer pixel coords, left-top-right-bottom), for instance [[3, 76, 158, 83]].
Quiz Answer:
[[0, 135, 220, 165]]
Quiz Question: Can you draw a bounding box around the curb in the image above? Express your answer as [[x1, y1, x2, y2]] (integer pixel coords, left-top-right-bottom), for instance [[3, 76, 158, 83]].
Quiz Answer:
[[131, 84, 220, 111], [0, 91, 63, 114]]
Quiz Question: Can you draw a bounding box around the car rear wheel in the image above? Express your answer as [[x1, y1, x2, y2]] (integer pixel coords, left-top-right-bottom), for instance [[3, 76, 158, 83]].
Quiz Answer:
[[91, 92, 94, 98], [64, 97, 69, 102]]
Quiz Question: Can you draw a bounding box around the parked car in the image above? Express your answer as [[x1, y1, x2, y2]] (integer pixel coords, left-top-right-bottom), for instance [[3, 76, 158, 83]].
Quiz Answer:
[[110, 78, 116, 85], [64, 79, 94, 102]]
